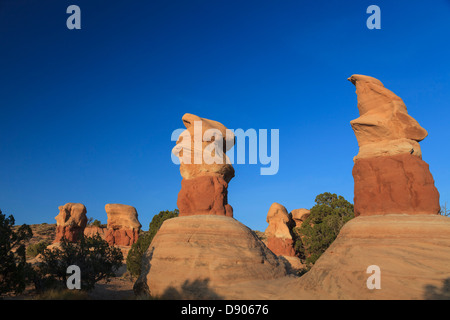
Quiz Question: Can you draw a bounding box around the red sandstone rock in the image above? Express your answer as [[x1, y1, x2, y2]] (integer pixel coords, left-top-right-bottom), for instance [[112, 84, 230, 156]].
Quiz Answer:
[[177, 175, 233, 217], [105, 204, 141, 246], [353, 153, 440, 216], [266, 237, 296, 257], [54, 203, 87, 243], [105, 228, 140, 247], [54, 225, 85, 242]]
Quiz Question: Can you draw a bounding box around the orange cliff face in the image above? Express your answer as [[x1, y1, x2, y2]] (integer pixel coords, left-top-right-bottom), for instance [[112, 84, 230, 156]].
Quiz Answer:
[[348, 75, 440, 216]]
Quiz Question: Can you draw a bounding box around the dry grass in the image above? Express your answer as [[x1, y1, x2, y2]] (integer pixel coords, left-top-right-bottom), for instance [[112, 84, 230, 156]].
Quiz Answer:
[[33, 289, 90, 300]]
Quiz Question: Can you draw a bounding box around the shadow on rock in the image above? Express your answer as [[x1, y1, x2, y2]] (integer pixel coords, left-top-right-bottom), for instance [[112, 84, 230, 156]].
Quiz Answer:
[[424, 278, 450, 300], [160, 278, 223, 300]]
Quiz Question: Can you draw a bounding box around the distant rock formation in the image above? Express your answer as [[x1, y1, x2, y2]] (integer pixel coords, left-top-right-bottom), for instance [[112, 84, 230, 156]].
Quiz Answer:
[[84, 226, 106, 239], [349, 75, 440, 216], [133, 216, 288, 299], [291, 208, 310, 228], [104, 204, 141, 246], [54, 203, 87, 243], [172, 113, 235, 217], [265, 203, 296, 257]]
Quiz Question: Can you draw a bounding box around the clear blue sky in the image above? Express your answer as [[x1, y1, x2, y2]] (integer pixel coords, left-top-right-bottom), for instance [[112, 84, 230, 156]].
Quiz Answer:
[[1, 0, 449, 231]]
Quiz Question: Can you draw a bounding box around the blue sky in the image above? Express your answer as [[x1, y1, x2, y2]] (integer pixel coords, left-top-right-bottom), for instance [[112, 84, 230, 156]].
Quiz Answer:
[[1, 0, 449, 231]]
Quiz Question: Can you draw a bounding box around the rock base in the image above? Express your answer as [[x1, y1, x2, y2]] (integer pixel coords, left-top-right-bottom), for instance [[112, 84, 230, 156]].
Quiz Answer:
[[353, 154, 440, 216], [134, 215, 288, 299], [177, 176, 233, 217]]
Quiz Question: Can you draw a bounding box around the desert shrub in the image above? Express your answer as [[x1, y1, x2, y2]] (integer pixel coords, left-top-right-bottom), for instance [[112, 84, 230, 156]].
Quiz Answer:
[[91, 219, 102, 227], [34, 234, 123, 292], [26, 241, 50, 258], [126, 209, 179, 277], [0, 210, 33, 296], [294, 192, 354, 266]]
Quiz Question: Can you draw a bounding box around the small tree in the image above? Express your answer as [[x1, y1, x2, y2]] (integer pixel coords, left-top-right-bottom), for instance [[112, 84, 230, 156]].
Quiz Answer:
[[91, 219, 102, 227], [294, 193, 354, 266], [126, 209, 179, 277], [440, 202, 450, 217], [0, 210, 33, 296], [26, 241, 50, 258], [35, 234, 123, 292]]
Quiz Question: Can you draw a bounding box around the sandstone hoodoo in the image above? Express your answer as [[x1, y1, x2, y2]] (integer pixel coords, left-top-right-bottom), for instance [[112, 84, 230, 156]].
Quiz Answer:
[[105, 204, 141, 246], [247, 75, 450, 300], [133, 114, 289, 299], [265, 203, 296, 257], [348, 74, 440, 217], [276, 75, 449, 300], [172, 113, 235, 217], [54, 203, 87, 243]]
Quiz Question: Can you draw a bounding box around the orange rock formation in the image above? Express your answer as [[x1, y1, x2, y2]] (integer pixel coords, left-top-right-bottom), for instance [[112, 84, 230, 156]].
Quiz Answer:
[[54, 203, 87, 243], [104, 204, 141, 246], [349, 74, 440, 216], [173, 113, 235, 217]]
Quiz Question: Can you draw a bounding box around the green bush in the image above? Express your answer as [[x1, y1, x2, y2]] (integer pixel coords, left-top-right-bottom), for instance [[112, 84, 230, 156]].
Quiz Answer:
[[27, 241, 50, 258], [0, 210, 33, 296], [91, 219, 102, 227], [34, 234, 123, 292], [294, 192, 354, 266], [126, 209, 179, 277]]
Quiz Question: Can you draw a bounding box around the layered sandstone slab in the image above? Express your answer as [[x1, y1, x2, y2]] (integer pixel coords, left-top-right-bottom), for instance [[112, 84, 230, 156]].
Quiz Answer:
[[172, 113, 235, 183], [54, 203, 87, 243], [353, 153, 440, 216], [265, 203, 296, 257], [277, 215, 450, 300], [105, 204, 141, 246], [348, 74, 427, 161], [134, 215, 288, 299]]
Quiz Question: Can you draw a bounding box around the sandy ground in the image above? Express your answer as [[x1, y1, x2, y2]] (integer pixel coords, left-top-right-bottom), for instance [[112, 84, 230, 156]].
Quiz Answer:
[[88, 276, 136, 300]]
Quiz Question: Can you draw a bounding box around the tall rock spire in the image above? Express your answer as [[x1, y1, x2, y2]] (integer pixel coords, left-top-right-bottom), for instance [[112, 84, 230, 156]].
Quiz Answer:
[[348, 75, 440, 216], [172, 113, 235, 217]]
